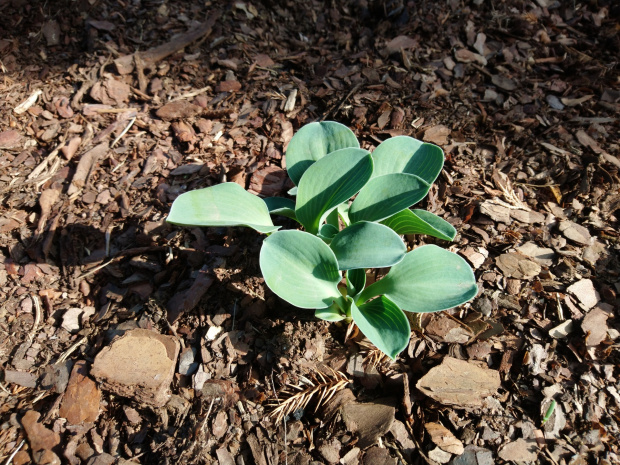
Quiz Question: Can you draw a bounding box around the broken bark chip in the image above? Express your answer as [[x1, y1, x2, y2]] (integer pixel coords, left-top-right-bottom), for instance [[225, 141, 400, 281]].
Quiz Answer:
[[416, 357, 500, 408], [91, 329, 180, 407]]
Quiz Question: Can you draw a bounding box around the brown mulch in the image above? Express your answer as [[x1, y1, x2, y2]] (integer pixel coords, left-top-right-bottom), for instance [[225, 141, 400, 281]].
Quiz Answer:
[[1, 0, 619, 464]]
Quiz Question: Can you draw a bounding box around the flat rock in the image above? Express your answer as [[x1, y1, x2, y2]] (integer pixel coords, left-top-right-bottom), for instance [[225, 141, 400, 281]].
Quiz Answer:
[[91, 329, 180, 407], [342, 400, 395, 449], [567, 279, 600, 310], [498, 438, 539, 462], [156, 101, 203, 121], [59, 360, 101, 424], [416, 357, 500, 408], [495, 253, 541, 279]]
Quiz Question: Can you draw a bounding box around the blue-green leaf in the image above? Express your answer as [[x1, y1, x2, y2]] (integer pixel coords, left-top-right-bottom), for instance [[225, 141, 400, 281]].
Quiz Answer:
[[167, 182, 279, 234], [263, 197, 298, 221], [372, 136, 444, 184], [260, 230, 341, 309], [330, 222, 406, 270], [318, 224, 339, 243], [381, 209, 456, 241], [346, 269, 366, 298], [286, 121, 359, 185], [348, 173, 430, 224], [296, 148, 373, 234], [357, 245, 478, 313], [351, 296, 410, 360], [316, 304, 346, 322]]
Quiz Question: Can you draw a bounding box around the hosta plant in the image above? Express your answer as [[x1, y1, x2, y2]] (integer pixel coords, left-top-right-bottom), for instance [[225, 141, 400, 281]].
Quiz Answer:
[[167, 121, 477, 359]]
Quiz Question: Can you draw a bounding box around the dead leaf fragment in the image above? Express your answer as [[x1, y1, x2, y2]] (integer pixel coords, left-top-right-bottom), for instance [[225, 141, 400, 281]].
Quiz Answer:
[[416, 357, 500, 408], [425, 422, 464, 455]]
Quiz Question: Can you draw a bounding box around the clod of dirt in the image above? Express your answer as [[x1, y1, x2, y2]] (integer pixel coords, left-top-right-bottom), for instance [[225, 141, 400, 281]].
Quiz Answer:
[[91, 329, 180, 407], [498, 438, 539, 462], [416, 357, 500, 408], [342, 400, 395, 449], [156, 101, 203, 121], [20, 410, 61, 463], [59, 361, 101, 425]]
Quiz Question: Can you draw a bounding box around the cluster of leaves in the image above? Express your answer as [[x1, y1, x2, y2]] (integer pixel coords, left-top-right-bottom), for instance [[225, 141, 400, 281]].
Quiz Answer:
[[168, 122, 477, 359]]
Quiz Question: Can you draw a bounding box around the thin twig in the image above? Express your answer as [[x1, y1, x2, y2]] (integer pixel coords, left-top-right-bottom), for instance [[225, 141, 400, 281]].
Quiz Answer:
[[4, 439, 26, 465], [111, 116, 136, 148], [270, 372, 288, 465]]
